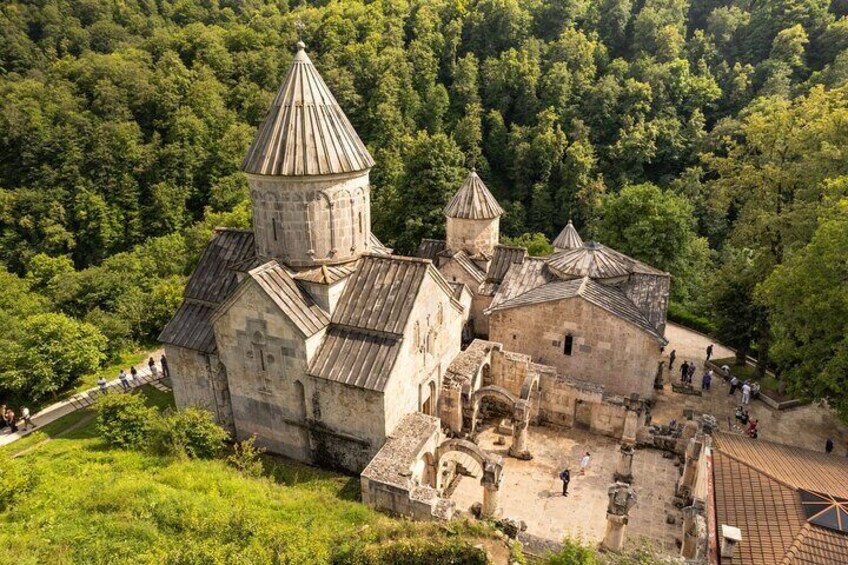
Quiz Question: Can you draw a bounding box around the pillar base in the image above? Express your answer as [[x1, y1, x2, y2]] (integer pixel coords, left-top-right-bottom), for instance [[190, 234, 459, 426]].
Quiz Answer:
[[508, 447, 533, 460], [602, 514, 628, 552], [613, 471, 633, 484]]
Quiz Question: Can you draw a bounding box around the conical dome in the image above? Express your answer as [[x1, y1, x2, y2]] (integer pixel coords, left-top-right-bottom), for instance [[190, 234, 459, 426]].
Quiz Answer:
[[552, 220, 583, 250], [242, 42, 374, 176], [443, 169, 504, 220]]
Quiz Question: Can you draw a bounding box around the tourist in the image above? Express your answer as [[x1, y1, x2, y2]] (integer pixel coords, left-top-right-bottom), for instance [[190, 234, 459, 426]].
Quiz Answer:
[[720, 364, 731, 381], [701, 370, 712, 391], [560, 468, 571, 496], [680, 361, 689, 383], [826, 438, 834, 454], [130, 366, 138, 385], [0, 404, 6, 431], [735, 406, 749, 425], [21, 406, 34, 430], [729, 376, 739, 395], [148, 356, 158, 377], [579, 452, 591, 475], [5, 407, 17, 433], [750, 381, 761, 401], [97, 376, 108, 393], [706, 344, 714, 361], [741, 382, 752, 406], [668, 350, 676, 372], [119, 369, 129, 392], [687, 363, 696, 384], [160, 354, 169, 379], [746, 419, 758, 438]]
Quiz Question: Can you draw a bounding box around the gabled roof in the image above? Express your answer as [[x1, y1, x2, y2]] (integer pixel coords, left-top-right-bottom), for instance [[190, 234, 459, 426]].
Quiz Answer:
[[331, 254, 430, 336], [486, 245, 527, 284], [159, 229, 256, 353], [443, 169, 504, 220], [487, 276, 666, 342], [241, 42, 374, 176], [416, 239, 447, 262], [547, 242, 667, 280], [308, 326, 402, 392], [293, 262, 357, 285], [246, 262, 329, 337], [488, 257, 553, 311], [450, 250, 486, 284], [552, 220, 583, 250], [368, 232, 393, 256], [712, 433, 848, 565]]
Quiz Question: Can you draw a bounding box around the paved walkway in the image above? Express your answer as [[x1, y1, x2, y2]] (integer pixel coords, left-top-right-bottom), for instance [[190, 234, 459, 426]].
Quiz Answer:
[[0, 354, 169, 447], [655, 323, 848, 454]]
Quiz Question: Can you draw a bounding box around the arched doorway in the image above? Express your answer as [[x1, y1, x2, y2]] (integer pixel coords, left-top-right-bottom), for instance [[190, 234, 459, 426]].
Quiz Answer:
[[434, 439, 503, 518]]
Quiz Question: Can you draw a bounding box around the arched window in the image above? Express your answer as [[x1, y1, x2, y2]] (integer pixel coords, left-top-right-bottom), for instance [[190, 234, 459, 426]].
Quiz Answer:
[[272, 217, 278, 241], [437, 303, 444, 325], [294, 380, 307, 421]]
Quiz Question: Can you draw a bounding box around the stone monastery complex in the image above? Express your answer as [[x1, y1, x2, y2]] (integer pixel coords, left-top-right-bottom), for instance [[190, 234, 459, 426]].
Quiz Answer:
[[161, 41, 675, 540]]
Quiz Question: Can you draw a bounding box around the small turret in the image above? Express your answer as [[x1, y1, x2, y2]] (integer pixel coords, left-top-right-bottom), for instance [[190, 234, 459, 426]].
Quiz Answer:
[[444, 169, 504, 258], [552, 220, 583, 252]]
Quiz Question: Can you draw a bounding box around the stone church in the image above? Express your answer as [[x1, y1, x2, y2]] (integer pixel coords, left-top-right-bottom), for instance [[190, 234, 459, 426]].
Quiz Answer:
[[160, 42, 670, 473]]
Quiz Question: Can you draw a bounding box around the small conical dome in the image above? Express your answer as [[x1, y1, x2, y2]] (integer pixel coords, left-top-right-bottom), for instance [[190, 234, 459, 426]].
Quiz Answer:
[[242, 42, 374, 176], [553, 220, 583, 250], [443, 169, 504, 220]]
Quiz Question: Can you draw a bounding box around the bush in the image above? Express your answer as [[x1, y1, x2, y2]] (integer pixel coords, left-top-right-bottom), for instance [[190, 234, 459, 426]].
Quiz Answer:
[[96, 393, 156, 449], [0, 455, 37, 512], [153, 408, 229, 459], [331, 538, 488, 565], [542, 538, 598, 565], [228, 435, 265, 478], [667, 302, 717, 337]]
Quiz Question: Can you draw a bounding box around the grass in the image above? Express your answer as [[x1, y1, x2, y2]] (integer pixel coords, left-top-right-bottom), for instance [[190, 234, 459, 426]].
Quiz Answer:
[[0, 386, 504, 564], [713, 357, 781, 393]]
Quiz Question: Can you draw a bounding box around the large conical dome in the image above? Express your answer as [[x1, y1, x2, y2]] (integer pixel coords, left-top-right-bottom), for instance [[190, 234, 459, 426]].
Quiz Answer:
[[552, 220, 583, 250], [242, 42, 374, 176], [443, 169, 504, 220]]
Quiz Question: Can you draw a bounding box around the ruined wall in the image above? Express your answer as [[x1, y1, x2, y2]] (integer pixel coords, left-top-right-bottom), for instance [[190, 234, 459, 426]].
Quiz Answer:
[[166, 345, 234, 433], [446, 216, 499, 258], [382, 272, 464, 436], [489, 298, 661, 397]]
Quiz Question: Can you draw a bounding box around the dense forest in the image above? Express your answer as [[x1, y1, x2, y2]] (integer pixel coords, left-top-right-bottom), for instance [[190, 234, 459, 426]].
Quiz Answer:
[[0, 0, 846, 416]]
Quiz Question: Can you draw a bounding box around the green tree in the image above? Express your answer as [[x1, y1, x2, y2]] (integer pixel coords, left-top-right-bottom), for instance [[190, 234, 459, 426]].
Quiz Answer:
[[501, 232, 554, 256], [97, 393, 157, 449]]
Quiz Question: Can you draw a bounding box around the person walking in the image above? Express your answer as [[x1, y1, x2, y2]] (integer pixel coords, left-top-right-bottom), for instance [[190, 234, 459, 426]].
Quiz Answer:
[[97, 376, 108, 393], [119, 369, 129, 392], [706, 344, 714, 361], [826, 438, 834, 454], [729, 376, 739, 395], [21, 406, 34, 430], [687, 363, 696, 384], [680, 361, 689, 383], [701, 369, 712, 391], [5, 407, 17, 433], [0, 404, 6, 431], [160, 354, 169, 379], [668, 350, 676, 372], [579, 452, 591, 475], [741, 382, 752, 405], [129, 366, 138, 386], [559, 468, 571, 496], [148, 356, 158, 377]]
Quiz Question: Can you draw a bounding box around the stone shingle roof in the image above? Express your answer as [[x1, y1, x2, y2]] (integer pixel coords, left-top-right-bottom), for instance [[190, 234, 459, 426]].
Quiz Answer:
[[488, 257, 553, 310], [308, 326, 402, 391], [487, 276, 666, 342], [368, 232, 393, 256], [248, 262, 329, 337], [552, 220, 583, 250], [159, 229, 256, 353], [451, 250, 486, 284], [443, 169, 504, 220], [241, 42, 374, 176], [548, 242, 667, 280], [712, 433, 848, 565], [292, 262, 357, 285], [416, 238, 447, 262], [486, 245, 527, 284]]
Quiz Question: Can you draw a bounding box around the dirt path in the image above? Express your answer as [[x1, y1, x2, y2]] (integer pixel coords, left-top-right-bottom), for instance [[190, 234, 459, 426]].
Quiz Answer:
[[10, 412, 97, 459]]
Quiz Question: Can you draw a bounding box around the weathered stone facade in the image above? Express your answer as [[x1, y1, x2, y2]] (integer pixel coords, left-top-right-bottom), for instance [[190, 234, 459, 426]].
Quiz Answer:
[[489, 298, 662, 398], [446, 216, 499, 258], [165, 344, 234, 434]]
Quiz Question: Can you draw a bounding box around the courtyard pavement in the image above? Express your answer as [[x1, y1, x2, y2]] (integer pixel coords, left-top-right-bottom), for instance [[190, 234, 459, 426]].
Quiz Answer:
[[449, 425, 681, 553], [656, 323, 848, 454]]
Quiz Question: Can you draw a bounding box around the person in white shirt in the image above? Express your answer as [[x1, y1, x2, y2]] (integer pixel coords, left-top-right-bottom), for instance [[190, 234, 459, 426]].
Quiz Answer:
[[579, 452, 591, 475], [741, 382, 752, 405], [21, 406, 34, 430]]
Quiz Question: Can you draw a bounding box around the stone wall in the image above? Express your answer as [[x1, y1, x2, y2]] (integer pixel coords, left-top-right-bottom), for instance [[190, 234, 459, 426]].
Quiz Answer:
[[446, 216, 499, 258], [248, 170, 371, 267], [166, 345, 234, 433], [489, 297, 662, 398]]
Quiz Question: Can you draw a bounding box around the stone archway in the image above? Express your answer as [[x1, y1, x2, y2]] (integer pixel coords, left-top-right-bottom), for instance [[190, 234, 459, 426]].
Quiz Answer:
[[469, 386, 532, 460], [435, 439, 504, 518]]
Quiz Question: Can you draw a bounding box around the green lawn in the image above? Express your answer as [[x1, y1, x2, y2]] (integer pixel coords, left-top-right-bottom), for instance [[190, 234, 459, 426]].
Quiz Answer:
[[0, 387, 503, 564], [712, 357, 781, 393]]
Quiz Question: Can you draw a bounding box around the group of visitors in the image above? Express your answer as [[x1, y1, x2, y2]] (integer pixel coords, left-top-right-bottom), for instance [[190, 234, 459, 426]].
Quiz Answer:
[[558, 452, 591, 497], [98, 355, 169, 394], [673, 356, 714, 391], [0, 404, 35, 434], [734, 406, 759, 438]]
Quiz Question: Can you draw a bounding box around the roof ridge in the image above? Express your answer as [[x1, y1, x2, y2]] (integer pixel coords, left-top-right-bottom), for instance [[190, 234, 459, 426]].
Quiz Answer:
[[361, 252, 432, 265], [213, 227, 254, 234], [714, 443, 803, 493]]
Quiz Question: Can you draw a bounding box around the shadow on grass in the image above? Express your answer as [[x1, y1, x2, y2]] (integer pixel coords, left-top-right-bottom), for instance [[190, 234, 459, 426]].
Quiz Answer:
[[261, 453, 361, 501]]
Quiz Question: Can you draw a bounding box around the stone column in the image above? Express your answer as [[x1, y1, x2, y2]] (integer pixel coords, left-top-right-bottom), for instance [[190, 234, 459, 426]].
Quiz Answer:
[[482, 481, 500, 518], [602, 482, 637, 552], [681, 503, 707, 559], [614, 445, 634, 483], [508, 400, 532, 460], [622, 409, 640, 445], [676, 433, 704, 503], [603, 513, 628, 551]]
